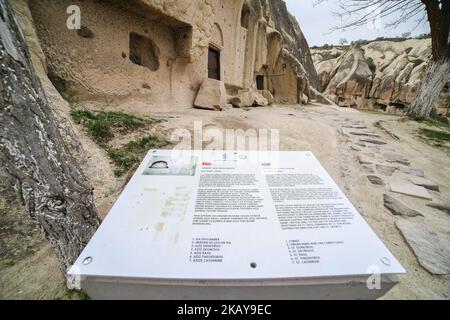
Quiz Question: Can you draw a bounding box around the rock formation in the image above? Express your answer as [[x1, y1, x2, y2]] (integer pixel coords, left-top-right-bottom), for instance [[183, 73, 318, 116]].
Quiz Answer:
[[312, 39, 450, 117], [23, 0, 319, 111]]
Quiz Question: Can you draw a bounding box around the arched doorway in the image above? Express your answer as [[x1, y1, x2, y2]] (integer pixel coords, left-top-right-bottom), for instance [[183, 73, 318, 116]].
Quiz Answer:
[[208, 23, 223, 81]]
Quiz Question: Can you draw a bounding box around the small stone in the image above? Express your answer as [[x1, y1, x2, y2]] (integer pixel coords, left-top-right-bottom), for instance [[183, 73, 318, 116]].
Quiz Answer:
[[361, 165, 375, 174], [396, 219, 450, 275], [390, 181, 432, 200], [351, 146, 361, 152], [341, 127, 352, 137], [367, 145, 381, 152], [355, 142, 366, 147], [426, 202, 450, 215], [409, 177, 439, 191], [376, 164, 398, 176], [383, 194, 423, 217], [399, 167, 425, 177], [357, 155, 373, 165], [359, 138, 387, 145], [367, 175, 385, 186], [350, 132, 381, 138], [383, 152, 410, 166]]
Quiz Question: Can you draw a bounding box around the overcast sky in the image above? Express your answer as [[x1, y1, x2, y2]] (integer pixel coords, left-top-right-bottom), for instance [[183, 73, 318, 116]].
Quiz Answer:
[[284, 0, 430, 47]]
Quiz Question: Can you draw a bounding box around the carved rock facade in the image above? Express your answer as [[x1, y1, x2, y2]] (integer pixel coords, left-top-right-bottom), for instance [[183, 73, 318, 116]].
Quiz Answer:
[[23, 0, 318, 110]]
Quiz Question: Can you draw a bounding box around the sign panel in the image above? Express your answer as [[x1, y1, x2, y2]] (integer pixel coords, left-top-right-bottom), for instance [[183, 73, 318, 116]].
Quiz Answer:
[[70, 150, 404, 280]]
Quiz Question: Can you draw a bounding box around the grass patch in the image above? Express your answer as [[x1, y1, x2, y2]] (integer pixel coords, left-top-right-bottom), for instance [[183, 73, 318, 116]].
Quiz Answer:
[[70, 106, 160, 143], [71, 105, 170, 176], [418, 128, 450, 146], [79, 291, 90, 300], [108, 136, 171, 177], [1, 258, 15, 268], [415, 113, 450, 148], [421, 116, 450, 130], [64, 288, 91, 300]]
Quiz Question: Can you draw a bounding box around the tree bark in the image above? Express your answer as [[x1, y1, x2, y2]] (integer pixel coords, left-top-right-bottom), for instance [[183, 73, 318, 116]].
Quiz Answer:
[[407, 0, 450, 118], [407, 58, 450, 119], [0, 0, 101, 274]]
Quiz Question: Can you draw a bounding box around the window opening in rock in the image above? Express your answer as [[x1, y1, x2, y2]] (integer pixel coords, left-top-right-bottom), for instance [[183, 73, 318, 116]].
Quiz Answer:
[[241, 5, 250, 29], [256, 75, 264, 90], [129, 32, 160, 71]]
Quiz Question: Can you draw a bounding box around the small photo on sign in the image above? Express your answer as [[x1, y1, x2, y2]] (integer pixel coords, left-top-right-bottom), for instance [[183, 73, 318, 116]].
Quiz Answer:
[[143, 155, 198, 176]]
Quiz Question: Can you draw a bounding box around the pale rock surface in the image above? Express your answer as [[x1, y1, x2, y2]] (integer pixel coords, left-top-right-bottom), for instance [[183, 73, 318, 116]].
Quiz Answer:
[[357, 155, 374, 165], [390, 181, 432, 200], [311, 39, 449, 116], [309, 87, 334, 105], [383, 152, 410, 166], [396, 219, 450, 275], [349, 131, 380, 138], [260, 90, 274, 105], [376, 164, 398, 176], [427, 202, 450, 215], [367, 175, 385, 186], [194, 79, 226, 111], [409, 176, 439, 191], [399, 167, 425, 177], [360, 138, 387, 145], [25, 0, 320, 111], [324, 47, 372, 108], [230, 89, 269, 108], [383, 194, 423, 217], [361, 165, 375, 173]]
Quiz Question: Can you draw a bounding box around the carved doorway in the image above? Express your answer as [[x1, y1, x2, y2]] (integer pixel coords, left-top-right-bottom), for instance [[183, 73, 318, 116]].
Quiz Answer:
[[208, 47, 221, 80]]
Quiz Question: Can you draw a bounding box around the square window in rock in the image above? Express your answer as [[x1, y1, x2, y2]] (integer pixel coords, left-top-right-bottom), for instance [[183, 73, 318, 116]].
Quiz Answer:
[[129, 32, 160, 71]]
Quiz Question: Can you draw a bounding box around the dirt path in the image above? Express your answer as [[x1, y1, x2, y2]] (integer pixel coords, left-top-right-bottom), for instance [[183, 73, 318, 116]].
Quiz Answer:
[[153, 103, 450, 299], [1, 103, 449, 299]]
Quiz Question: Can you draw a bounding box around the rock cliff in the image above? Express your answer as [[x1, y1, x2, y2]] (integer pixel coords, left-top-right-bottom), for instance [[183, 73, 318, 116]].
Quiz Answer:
[[21, 0, 318, 110], [262, 0, 319, 88], [312, 39, 449, 116]]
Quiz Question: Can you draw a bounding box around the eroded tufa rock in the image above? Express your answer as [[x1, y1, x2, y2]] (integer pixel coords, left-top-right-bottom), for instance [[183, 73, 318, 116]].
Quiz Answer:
[[312, 39, 449, 117], [25, 0, 319, 111]]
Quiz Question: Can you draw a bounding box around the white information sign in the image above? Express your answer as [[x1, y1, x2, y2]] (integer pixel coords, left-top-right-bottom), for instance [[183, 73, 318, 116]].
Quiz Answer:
[[70, 150, 404, 282]]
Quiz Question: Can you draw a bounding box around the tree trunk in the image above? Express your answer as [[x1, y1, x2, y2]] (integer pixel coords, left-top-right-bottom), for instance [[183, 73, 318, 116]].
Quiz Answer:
[[407, 58, 450, 119], [407, 0, 449, 119], [0, 0, 101, 274], [421, 0, 450, 61]]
